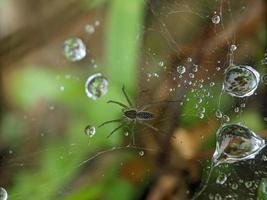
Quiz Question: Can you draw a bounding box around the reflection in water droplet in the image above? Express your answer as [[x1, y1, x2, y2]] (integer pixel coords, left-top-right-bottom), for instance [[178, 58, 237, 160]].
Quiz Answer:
[[211, 15, 220, 24], [85, 73, 108, 100], [212, 123, 265, 166], [63, 37, 86, 62], [223, 65, 260, 98], [0, 187, 7, 200], [84, 125, 96, 137], [177, 65, 186, 74]]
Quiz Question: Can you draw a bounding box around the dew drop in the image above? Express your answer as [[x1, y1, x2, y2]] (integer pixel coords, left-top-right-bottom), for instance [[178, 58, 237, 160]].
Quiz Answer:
[[211, 15, 220, 24], [139, 151, 144, 156], [177, 65, 186, 74], [85, 24, 95, 34], [214, 193, 222, 200], [212, 123, 265, 165], [216, 173, 227, 184], [189, 73, 195, 79], [215, 110, 223, 119], [261, 74, 267, 84], [231, 183, 238, 190], [63, 37, 86, 62], [85, 73, 108, 100], [230, 44, 237, 52], [0, 187, 7, 200], [222, 115, 230, 122], [223, 65, 260, 98], [84, 125, 96, 137]]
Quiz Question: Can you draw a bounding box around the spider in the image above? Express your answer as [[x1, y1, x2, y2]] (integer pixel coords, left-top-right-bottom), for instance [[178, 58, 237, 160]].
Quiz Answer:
[[97, 85, 176, 144]]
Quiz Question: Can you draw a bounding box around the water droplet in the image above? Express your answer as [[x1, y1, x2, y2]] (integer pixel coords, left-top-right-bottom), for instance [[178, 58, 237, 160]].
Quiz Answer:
[[212, 123, 265, 165], [84, 125, 96, 137], [245, 181, 253, 188], [222, 115, 230, 122], [63, 37, 86, 62], [59, 85, 65, 92], [211, 15, 220, 24], [95, 20, 100, 26], [0, 187, 7, 200], [189, 73, 195, 79], [210, 82, 215, 87], [214, 193, 222, 200], [85, 24, 95, 34], [187, 57, 192, 62], [216, 173, 227, 184], [158, 61, 164, 67], [215, 110, 223, 119], [230, 44, 237, 52], [223, 65, 260, 98], [234, 107, 239, 113], [139, 151, 144, 156], [85, 73, 108, 100], [261, 74, 267, 84], [177, 65, 186, 74], [231, 183, 238, 190], [208, 193, 214, 200]]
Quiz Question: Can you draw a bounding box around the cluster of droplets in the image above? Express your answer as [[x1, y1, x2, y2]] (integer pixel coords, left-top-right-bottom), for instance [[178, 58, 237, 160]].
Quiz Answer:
[[85, 20, 100, 34]]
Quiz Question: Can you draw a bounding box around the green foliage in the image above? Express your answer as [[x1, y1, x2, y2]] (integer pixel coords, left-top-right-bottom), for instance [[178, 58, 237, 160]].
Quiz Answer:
[[7, 0, 145, 199]]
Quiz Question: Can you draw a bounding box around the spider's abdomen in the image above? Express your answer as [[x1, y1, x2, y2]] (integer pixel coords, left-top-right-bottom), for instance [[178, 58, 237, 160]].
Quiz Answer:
[[136, 111, 154, 120], [124, 109, 137, 119]]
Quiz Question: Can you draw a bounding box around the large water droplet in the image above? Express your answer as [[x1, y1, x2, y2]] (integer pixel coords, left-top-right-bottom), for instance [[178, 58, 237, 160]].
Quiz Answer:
[[85, 73, 108, 100], [63, 37, 86, 62], [212, 123, 265, 165], [84, 125, 96, 137], [223, 65, 260, 98], [0, 187, 7, 200]]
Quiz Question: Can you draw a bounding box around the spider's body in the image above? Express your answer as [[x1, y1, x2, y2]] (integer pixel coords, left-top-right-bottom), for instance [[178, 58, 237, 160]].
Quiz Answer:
[[96, 85, 172, 143], [123, 109, 154, 121], [136, 111, 154, 120]]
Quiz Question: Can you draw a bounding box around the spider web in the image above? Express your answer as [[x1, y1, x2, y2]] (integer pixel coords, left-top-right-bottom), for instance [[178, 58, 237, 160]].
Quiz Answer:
[[0, 0, 267, 200]]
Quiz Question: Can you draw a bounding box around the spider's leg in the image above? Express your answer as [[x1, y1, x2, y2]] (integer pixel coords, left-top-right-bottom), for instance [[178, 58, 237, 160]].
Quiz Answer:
[[140, 100, 181, 111], [131, 123, 136, 146], [98, 119, 122, 128], [122, 85, 133, 107], [139, 121, 176, 139], [107, 100, 128, 109], [106, 123, 125, 138], [139, 121, 158, 132]]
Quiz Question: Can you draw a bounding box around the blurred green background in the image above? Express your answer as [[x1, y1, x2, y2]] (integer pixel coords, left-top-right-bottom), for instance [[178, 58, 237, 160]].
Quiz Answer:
[[0, 0, 267, 200]]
